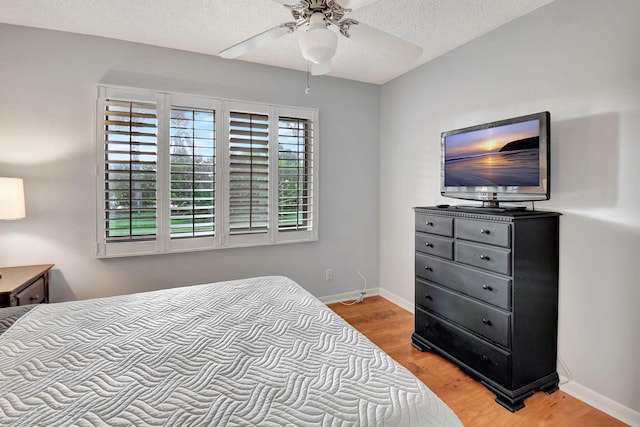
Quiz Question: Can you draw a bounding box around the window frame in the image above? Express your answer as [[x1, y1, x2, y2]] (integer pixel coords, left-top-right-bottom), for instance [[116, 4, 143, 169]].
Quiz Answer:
[[95, 86, 319, 258]]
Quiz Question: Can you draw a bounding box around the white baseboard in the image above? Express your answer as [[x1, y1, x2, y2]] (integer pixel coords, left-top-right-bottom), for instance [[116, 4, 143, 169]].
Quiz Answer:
[[560, 376, 640, 426], [379, 288, 414, 313], [318, 287, 380, 305]]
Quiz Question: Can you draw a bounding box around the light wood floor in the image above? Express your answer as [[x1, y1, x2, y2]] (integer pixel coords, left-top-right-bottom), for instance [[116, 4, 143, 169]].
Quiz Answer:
[[328, 296, 628, 427]]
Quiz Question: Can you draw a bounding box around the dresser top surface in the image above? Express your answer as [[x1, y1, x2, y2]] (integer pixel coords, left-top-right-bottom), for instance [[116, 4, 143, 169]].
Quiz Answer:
[[0, 264, 54, 294], [415, 206, 561, 221]]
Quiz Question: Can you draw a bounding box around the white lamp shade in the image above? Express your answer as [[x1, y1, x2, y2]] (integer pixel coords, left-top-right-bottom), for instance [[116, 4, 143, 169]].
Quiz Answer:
[[0, 177, 26, 220], [310, 60, 332, 76], [298, 14, 338, 64]]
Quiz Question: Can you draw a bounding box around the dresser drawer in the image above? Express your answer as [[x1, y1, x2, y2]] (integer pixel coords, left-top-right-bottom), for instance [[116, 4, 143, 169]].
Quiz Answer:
[[415, 213, 453, 237], [414, 253, 511, 310], [416, 279, 511, 348], [415, 307, 511, 387], [415, 233, 453, 259], [15, 277, 45, 305], [456, 218, 511, 248], [456, 241, 511, 275]]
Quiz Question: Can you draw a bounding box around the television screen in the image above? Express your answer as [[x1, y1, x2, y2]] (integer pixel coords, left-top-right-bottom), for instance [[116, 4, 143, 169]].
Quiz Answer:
[[444, 119, 540, 187], [440, 112, 550, 206]]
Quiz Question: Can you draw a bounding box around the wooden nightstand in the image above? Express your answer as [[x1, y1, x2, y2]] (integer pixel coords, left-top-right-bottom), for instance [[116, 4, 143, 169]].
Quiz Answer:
[[0, 264, 54, 308]]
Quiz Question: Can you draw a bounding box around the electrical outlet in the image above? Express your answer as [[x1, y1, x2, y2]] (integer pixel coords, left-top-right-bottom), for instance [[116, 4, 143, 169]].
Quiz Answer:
[[325, 269, 333, 281]]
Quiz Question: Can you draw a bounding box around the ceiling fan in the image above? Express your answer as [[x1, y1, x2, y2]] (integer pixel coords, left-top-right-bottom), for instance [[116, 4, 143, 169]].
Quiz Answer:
[[219, 0, 423, 76]]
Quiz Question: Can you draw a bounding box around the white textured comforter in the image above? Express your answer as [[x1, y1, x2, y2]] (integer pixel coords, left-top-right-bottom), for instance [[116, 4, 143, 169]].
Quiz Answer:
[[0, 276, 462, 426]]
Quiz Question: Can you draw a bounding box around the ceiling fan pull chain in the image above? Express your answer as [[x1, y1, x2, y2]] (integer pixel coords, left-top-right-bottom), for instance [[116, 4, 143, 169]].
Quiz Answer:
[[305, 62, 311, 95]]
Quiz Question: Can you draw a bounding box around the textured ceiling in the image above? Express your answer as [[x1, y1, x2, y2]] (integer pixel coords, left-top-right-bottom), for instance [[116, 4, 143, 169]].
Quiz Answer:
[[0, 0, 555, 84]]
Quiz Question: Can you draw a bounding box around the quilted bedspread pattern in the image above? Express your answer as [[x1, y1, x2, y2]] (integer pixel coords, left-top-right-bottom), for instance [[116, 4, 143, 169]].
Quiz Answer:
[[0, 276, 462, 426]]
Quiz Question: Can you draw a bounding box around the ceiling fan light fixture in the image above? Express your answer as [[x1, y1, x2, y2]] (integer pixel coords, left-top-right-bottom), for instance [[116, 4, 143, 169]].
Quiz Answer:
[[298, 13, 337, 64], [220, 1, 423, 77], [310, 60, 332, 76]]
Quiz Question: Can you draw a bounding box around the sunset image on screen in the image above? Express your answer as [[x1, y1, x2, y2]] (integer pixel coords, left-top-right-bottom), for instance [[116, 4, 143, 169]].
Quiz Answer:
[[444, 119, 540, 187]]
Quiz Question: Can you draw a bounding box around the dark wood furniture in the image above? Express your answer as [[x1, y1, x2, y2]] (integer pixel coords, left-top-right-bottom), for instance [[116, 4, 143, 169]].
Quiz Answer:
[[0, 264, 54, 307], [411, 206, 560, 411]]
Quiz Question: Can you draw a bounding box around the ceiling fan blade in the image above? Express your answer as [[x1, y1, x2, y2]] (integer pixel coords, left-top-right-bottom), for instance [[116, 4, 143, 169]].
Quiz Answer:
[[219, 24, 295, 59], [344, 21, 422, 62], [339, 0, 380, 10], [310, 60, 332, 76]]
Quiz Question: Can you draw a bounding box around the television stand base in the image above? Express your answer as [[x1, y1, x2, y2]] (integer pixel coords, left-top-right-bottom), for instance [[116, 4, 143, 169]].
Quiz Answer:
[[454, 204, 527, 213]]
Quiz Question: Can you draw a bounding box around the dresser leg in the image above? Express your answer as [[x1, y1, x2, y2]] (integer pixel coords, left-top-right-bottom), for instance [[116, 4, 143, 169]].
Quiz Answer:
[[411, 333, 432, 352], [541, 379, 559, 394], [494, 394, 527, 412], [487, 375, 558, 412]]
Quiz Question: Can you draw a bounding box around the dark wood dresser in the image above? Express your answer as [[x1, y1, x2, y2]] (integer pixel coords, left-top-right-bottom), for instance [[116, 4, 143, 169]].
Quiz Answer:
[[411, 206, 560, 411], [0, 264, 54, 307]]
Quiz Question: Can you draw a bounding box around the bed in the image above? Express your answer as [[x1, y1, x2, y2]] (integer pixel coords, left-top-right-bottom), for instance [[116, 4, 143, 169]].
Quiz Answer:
[[0, 276, 462, 426]]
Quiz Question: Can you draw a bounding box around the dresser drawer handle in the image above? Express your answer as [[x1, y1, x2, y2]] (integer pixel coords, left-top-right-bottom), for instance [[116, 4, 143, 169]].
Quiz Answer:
[[479, 254, 491, 261], [30, 294, 40, 301], [424, 242, 433, 248], [480, 228, 491, 235], [425, 221, 434, 227], [425, 294, 432, 301], [424, 266, 433, 272], [482, 318, 492, 326], [482, 355, 491, 363], [482, 284, 493, 291]]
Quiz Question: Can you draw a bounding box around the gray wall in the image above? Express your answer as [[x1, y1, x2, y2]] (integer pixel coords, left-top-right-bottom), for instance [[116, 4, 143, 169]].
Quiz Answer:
[[379, 0, 640, 417], [0, 24, 380, 302]]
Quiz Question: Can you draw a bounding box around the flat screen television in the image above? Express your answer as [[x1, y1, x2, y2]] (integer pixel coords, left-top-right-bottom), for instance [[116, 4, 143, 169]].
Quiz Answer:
[[440, 111, 550, 209]]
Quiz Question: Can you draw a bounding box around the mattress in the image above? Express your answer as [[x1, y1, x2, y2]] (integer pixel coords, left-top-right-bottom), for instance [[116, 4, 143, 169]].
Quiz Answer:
[[0, 276, 462, 426]]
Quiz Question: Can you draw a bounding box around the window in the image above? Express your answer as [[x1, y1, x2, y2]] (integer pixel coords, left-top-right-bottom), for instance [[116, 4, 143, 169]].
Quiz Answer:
[[96, 86, 318, 257], [228, 111, 269, 235], [103, 99, 158, 243], [278, 117, 314, 232], [169, 107, 216, 239]]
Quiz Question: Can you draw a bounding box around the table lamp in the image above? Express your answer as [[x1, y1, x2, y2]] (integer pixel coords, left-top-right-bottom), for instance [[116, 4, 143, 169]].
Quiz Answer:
[[0, 177, 26, 278]]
